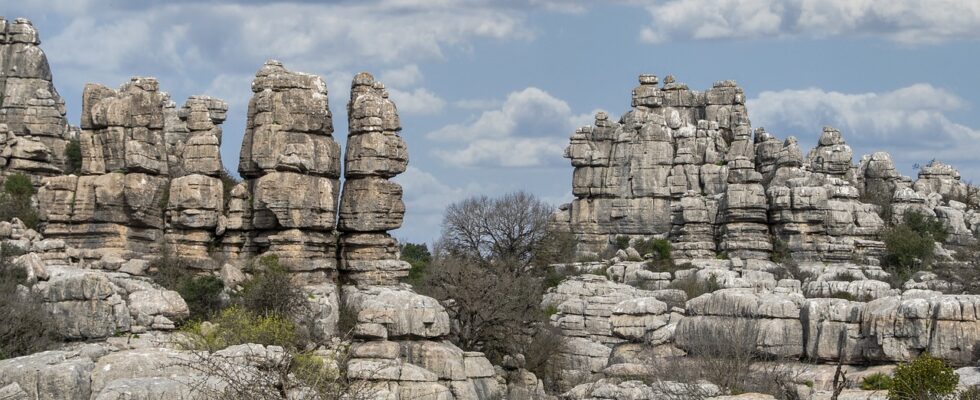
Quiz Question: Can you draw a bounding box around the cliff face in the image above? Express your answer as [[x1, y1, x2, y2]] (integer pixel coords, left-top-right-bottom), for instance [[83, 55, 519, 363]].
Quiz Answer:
[[555, 74, 979, 265], [0, 17, 73, 184]]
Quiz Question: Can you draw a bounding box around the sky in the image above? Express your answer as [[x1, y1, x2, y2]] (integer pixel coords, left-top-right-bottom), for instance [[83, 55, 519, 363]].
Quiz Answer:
[[8, 0, 980, 245]]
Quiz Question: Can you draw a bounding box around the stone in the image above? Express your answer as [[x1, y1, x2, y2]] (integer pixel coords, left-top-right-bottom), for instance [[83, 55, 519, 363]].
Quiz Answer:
[[0, 351, 94, 400], [0, 18, 73, 183], [344, 285, 451, 339]]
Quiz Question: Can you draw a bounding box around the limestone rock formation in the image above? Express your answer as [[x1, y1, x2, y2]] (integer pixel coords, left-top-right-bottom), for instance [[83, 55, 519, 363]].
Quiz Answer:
[[232, 60, 341, 275], [165, 96, 228, 261], [338, 72, 409, 286], [560, 76, 748, 254], [0, 18, 74, 184]]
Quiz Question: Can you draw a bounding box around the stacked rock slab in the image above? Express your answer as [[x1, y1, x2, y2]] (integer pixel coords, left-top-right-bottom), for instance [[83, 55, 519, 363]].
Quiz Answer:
[[165, 96, 228, 261], [0, 17, 73, 184], [718, 157, 771, 259], [766, 131, 886, 263], [338, 74, 502, 399], [235, 60, 341, 277], [561, 76, 748, 254], [338, 72, 409, 286], [38, 77, 173, 258]]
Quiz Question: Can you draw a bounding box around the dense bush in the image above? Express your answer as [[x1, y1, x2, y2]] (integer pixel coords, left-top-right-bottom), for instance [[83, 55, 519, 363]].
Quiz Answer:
[[64, 138, 82, 174], [180, 275, 225, 320], [860, 372, 893, 390], [239, 255, 308, 319], [614, 235, 631, 251], [669, 273, 721, 300], [635, 238, 671, 260], [0, 173, 39, 229], [888, 353, 958, 400], [181, 306, 303, 352], [882, 211, 948, 281], [149, 248, 224, 321], [0, 244, 60, 359]]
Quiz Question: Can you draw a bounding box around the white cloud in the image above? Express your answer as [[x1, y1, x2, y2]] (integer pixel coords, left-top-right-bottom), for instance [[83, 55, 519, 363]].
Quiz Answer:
[[426, 87, 594, 167], [388, 88, 447, 115], [453, 98, 502, 110], [393, 166, 483, 243], [748, 83, 980, 177], [381, 64, 424, 87], [638, 0, 980, 44]]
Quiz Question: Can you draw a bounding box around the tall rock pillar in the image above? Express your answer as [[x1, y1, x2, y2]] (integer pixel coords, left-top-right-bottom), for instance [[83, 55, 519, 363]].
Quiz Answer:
[[0, 18, 74, 184], [235, 60, 342, 279], [337, 73, 409, 286], [165, 96, 228, 262]]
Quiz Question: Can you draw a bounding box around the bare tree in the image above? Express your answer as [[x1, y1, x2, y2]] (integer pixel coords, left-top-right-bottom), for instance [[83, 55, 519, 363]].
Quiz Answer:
[[440, 191, 554, 269]]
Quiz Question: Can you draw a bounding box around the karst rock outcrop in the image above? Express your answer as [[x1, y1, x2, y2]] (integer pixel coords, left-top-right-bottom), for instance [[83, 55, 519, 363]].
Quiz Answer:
[[0, 17, 74, 185], [5, 17, 980, 400]]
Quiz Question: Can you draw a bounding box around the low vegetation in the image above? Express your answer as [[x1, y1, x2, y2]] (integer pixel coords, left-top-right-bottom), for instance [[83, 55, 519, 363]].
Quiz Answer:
[[0, 173, 39, 229], [860, 372, 893, 390], [888, 353, 958, 400], [669, 273, 721, 300], [149, 247, 225, 321], [64, 138, 82, 174], [0, 244, 60, 359], [881, 211, 948, 282], [653, 319, 805, 398]]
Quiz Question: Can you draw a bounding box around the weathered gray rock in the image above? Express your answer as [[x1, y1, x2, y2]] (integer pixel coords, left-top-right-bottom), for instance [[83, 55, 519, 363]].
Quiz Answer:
[[0, 350, 94, 400], [676, 289, 805, 358], [0, 18, 73, 184], [344, 285, 451, 340], [230, 60, 342, 274], [802, 292, 980, 365]]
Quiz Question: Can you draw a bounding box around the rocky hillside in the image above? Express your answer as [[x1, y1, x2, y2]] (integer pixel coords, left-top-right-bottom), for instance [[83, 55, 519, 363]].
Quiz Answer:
[[0, 16, 979, 400]]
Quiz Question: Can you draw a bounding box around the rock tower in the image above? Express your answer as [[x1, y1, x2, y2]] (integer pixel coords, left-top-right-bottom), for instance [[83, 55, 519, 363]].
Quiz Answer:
[[338, 72, 409, 286], [0, 17, 73, 184], [233, 60, 342, 279]]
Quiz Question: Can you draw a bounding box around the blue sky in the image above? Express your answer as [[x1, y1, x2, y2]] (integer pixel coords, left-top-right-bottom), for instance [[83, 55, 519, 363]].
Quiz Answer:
[[9, 0, 980, 244]]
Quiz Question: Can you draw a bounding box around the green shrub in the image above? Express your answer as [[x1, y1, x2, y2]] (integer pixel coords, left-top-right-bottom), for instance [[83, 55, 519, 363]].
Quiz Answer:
[[180, 275, 225, 321], [64, 138, 82, 174], [239, 258, 307, 319], [827, 291, 857, 301], [181, 306, 302, 351], [0, 173, 39, 229], [218, 168, 239, 209], [0, 244, 60, 359], [614, 235, 631, 250], [670, 274, 721, 300], [860, 372, 893, 390], [635, 238, 671, 260], [889, 353, 958, 400], [882, 211, 948, 281]]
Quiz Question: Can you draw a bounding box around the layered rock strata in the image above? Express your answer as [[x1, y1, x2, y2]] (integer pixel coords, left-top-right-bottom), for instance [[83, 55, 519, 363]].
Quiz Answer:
[[38, 78, 174, 258], [165, 96, 228, 260], [337, 72, 409, 286], [233, 60, 341, 276], [0, 18, 73, 184], [562, 76, 747, 253]]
